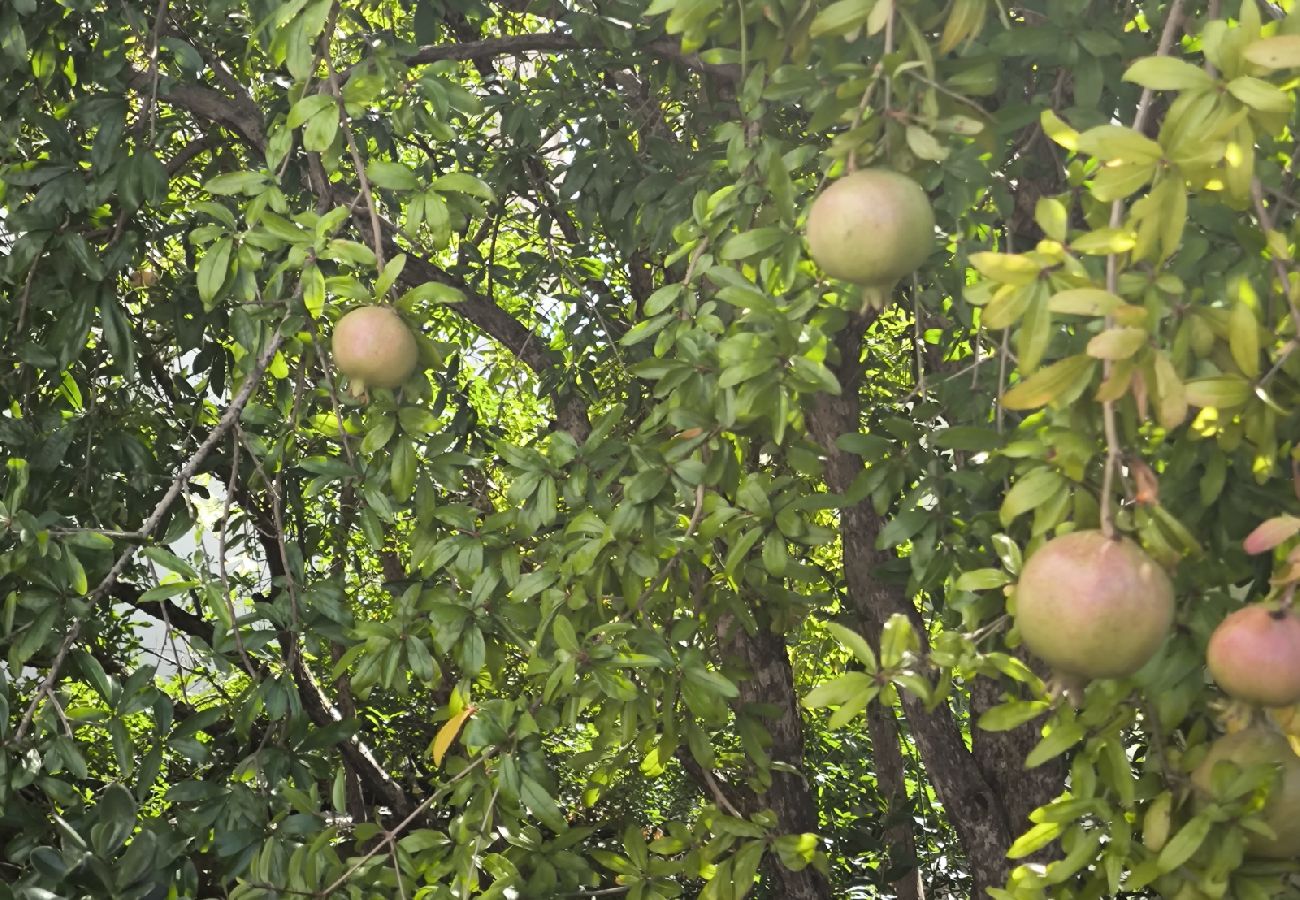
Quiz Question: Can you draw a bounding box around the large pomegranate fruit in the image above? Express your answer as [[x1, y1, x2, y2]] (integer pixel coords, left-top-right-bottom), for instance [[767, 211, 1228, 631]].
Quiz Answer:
[[1207, 605, 1300, 707], [331, 305, 419, 390], [1192, 726, 1300, 858], [804, 168, 935, 288], [1013, 530, 1174, 680]]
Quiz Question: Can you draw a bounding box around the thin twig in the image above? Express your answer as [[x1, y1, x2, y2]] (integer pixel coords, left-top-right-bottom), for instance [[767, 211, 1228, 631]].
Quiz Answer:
[[325, 51, 386, 275], [700, 765, 746, 819], [628, 483, 707, 614], [1100, 0, 1185, 537], [13, 321, 287, 743], [217, 435, 258, 677], [316, 751, 495, 898]]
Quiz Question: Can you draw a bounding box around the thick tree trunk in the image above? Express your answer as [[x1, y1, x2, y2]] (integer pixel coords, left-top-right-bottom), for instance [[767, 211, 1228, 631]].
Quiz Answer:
[[715, 612, 832, 900], [969, 674, 1066, 853], [805, 314, 1051, 895]]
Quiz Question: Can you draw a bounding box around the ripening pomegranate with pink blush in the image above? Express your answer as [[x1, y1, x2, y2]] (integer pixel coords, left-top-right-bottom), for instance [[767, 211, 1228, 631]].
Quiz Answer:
[[1207, 605, 1300, 707], [331, 305, 419, 391], [1013, 530, 1175, 680]]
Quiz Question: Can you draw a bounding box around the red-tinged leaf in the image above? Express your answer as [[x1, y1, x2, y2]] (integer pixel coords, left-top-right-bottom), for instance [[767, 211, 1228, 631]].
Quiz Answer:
[[1243, 516, 1300, 555]]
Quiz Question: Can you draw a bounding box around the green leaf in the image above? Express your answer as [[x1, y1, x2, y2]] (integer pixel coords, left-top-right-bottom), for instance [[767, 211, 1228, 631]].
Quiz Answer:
[[953, 568, 1010, 591], [979, 700, 1049, 732], [719, 227, 785, 260], [197, 237, 233, 309], [303, 108, 339, 152], [1122, 56, 1215, 91], [803, 671, 874, 709], [824, 622, 877, 670], [684, 666, 740, 699], [1184, 375, 1252, 409], [429, 172, 495, 201], [366, 161, 420, 191], [1226, 76, 1292, 113], [1047, 288, 1124, 316], [877, 509, 929, 548], [905, 125, 949, 161], [1007, 820, 1063, 859], [809, 0, 876, 38], [1025, 720, 1085, 768], [205, 171, 270, 195], [1156, 813, 1213, 873], [286, 93, 335, 128], [624, 468, 668, 503], [1001, 355, 1096, 410], [520, 775, 567, 832], [1000, 468, 1064, 526]]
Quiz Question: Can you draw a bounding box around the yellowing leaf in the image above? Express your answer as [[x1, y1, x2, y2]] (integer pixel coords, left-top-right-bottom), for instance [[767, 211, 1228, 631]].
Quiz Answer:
[[969, 251, 1041, 285], [1040, 109, 1079, 152], [1229, 299, 1261, 378], [1002, 355, 1096, 410], [1076, 125, 1163, 164], [1035, 197, 1068, 242], [1071, 228, 1137, 255], [1087, 327, 1147, 360], [1123, 56, 1216, 92], [429, 706, 476, 767], [1243, 35, 1300, 70], [1048, 288, 1124, 316]]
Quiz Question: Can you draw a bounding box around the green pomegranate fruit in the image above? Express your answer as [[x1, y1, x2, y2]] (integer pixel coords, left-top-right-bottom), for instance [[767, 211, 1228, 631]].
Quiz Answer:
[[804, 168, 935, 289], [1207, 605, 1300, 707], [332, 305, 419, 391], [1013, 530, 1174, 680], [1192, 726, 1300, 858]]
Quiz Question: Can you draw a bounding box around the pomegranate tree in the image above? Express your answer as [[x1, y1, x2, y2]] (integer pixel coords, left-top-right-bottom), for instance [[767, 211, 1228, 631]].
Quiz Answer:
[[1013, 530, 1174, 680], [1207, 605, 1300, 708], [331, 305, 419, 391]]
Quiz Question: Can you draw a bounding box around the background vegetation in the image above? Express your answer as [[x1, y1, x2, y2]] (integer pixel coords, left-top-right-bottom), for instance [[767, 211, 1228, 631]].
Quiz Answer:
[[3, 0, 1300, 897]]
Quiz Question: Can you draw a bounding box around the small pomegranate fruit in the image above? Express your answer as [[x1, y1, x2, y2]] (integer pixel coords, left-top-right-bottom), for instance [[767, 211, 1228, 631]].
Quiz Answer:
[[805, 169, 935, 290], [1013, 530, 1174, 680], [331, 305, 419, 390], [1207, 605, 1300, 707], [1192, 726, 1300, 858]]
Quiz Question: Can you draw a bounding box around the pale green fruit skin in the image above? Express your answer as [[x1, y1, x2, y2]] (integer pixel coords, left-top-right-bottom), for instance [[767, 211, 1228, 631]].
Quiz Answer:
[[1193, 727, 1300, 859], [1207, 605, 1300, 707], [1013, 530, 1174, 680], [332, 306, 419, 390], [805, 169, 936, 286]]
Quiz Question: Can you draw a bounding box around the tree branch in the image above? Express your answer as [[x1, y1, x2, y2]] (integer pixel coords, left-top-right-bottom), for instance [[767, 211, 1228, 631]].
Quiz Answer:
[[400, 33, 737, 84]]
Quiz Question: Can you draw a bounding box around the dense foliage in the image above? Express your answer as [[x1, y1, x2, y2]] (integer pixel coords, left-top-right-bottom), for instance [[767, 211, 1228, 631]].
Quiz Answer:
[[6, 0, 1300, 897]]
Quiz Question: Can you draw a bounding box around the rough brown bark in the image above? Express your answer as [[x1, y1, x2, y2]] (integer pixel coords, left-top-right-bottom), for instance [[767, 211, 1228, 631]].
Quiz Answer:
[[715, 612, 832, 900], [805, 313, 1033, 896], [969, 674, 1066, 848]]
